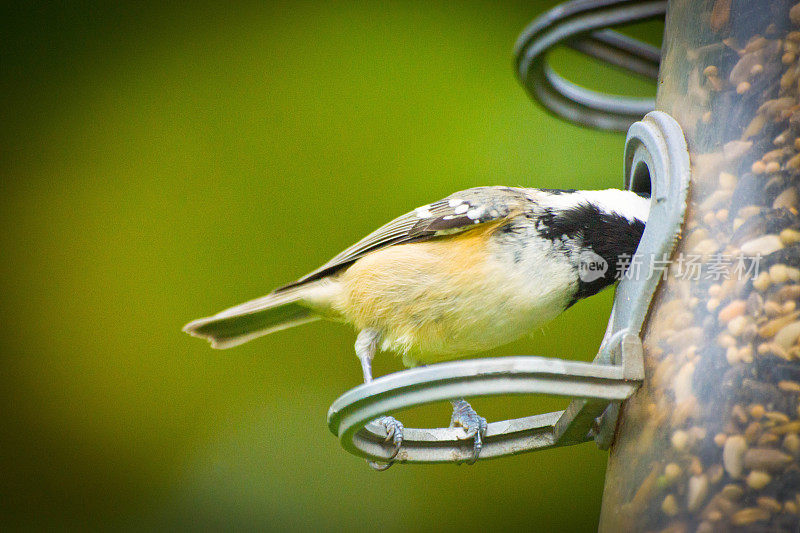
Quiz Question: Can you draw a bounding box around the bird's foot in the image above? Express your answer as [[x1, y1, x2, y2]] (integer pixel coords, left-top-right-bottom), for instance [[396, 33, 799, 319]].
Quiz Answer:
[[366, 415, 404, 471], [450, 399, 488, 464]]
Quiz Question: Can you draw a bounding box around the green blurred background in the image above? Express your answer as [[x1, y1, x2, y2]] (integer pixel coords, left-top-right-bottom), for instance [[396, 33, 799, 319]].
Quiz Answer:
[[1, 2, 661, 530]]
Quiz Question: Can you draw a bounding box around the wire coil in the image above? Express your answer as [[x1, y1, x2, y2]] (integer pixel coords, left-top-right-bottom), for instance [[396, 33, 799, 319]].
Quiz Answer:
[[515, 0, 665, 131]]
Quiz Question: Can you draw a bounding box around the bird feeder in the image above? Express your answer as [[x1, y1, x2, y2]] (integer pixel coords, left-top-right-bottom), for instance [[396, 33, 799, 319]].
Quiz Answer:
[[600, 1, 800, 531], [328, 0, 681, 464], [330, 3, 800, 530]]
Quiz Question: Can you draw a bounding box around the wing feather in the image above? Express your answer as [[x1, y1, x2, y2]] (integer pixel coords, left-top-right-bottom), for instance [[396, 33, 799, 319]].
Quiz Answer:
[[277, 186, 525, 291]]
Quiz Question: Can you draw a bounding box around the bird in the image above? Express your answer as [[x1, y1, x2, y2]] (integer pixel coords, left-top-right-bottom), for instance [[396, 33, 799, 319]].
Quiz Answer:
[[184, 186, 649, 468]]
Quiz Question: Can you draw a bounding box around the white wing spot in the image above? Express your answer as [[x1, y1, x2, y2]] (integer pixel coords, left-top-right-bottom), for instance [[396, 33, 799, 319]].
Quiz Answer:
[[454, 204, 469, 214], [442, 215, 455, 220], [489, 209, 499, 217], [448, 198, 464, 207], [466, 206, 485, 220], [415, 206, 432, 218]]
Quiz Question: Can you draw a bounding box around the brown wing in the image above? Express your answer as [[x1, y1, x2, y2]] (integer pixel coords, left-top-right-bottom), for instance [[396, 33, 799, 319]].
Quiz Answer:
[[276, 186, 525, 291]]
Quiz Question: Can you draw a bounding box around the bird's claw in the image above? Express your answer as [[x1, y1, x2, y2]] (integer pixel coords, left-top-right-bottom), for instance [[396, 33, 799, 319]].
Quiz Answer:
[[366, 416, 404, 471], [450, 399, 488, 464]]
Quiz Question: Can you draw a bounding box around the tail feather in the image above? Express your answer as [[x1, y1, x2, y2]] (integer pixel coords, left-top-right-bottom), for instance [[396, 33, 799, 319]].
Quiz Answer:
[[183, 286, 321, 349]]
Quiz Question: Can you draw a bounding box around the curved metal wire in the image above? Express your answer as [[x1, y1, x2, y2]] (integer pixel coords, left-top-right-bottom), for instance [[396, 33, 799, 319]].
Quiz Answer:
[[326, 111, 690, 465], [515, 0, 666, 131]]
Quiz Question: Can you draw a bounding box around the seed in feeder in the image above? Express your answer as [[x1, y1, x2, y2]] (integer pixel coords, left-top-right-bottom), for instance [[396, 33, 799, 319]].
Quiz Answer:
[[739, 345, 754, 363], [661, 494, 679, 516], [777, 285, 800, 302], [783, 52, 797, 65], [786, 500, 799, 514], [790, 31, 800, 42], [774, 187, 799, 209], [784, 433, 800, 454], [765, 301, 783, 317], [717, 333, 736, 348], [671, 429, 689, 451], [664, 462, 681, 482], [750, 63, 764, 76], [693, 238, 718, 255], [766, 411, 790, 424], [751, 159, 767, 174], [744, 36, 767, 53], [758, 311, 800, 338], [746, 115, 767, 139], [737, 81, 751, 94], [727, 315, 748, 336], [757, 496, 782, 513], [791, 2, 800, 25], [773, 320, 800, 349], [707, 464, 724, 484], [764, 148, 788, 162], [718, 300, 746, 323], [748, 404, 766, 419], [725, 346, 741, 366], [702, 111, 712, 123], [784, 300, 797, 313], [747, 470, 772, 490], [767, 342, 790, 360], [714, 433, 727, 447], [709, 284, 722, 298], [765, 160, 781, 173], [709, 0, 730, 31], [753, 272, 772, 292], [708, 75, 724, 91], [716, 209, 728, 222], [781, 68, 797, 89], [744, 421, 761, 442], [733, 404, 748, 424], [688, 455, 703, 476], [780, 228, 800, 245], [743, 448, 793, 471], [723, 435, 747, 478], [757, 433, 779, 447], [703, 64, 719, 77], [778, 380, 800, 392], [689, 426, 706, 442], [788, 153, 800, 172], [731, 507, 770, 526], [769, 264, 790, 284], [687, 474, 709, 512], [773, 421, 800, 434], [721, 483, 744, 500]]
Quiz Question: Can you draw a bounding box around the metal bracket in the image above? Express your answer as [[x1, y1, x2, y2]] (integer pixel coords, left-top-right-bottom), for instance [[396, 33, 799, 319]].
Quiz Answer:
[[593, 110, 691, 447], [327, 111, 690, 463]]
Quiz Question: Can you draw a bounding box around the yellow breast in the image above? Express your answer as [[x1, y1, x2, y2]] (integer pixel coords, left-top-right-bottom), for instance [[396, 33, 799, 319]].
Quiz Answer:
[[332, 222, 572, 366]]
